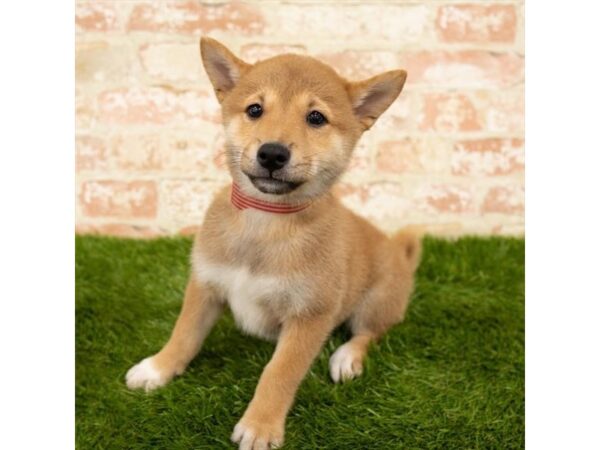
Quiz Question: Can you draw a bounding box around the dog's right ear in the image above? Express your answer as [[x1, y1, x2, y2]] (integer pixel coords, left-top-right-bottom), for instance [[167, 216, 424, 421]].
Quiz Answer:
[[200, 37, 250, 103]]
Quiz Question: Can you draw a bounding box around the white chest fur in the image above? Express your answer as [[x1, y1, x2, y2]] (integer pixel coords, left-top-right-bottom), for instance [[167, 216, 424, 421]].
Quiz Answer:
[[194, 255, 295, 340]]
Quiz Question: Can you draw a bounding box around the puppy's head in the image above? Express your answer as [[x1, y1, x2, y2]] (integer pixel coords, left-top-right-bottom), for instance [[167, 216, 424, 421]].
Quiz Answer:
[[200, 37, 406, 202]]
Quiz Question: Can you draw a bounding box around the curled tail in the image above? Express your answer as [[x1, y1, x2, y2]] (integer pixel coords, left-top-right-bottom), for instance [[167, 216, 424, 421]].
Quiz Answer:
[[392, 226, 423, 272]]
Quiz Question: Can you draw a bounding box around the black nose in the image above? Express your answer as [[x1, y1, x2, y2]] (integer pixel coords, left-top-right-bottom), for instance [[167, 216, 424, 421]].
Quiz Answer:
[[257, 143, 290, 172]]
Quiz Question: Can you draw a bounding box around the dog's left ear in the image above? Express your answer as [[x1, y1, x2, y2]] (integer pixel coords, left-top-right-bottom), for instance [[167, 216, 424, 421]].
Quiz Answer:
[[200, 37, 251, 103], [347, 70, 407, 130]]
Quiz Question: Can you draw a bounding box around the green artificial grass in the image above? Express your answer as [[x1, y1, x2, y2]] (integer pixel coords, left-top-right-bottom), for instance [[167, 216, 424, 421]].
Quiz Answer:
[[76, 235, 524, 449]]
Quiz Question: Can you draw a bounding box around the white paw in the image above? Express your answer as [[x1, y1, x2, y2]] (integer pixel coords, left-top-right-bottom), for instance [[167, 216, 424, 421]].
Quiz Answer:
[[329, 342, 364, 383], [125, 357, 169, 392], [231, 421, 283, 450]]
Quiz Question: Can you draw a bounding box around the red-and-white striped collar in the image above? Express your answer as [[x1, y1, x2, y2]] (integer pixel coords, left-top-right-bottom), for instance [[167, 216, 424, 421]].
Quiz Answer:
[[231, 183, 310, 214]]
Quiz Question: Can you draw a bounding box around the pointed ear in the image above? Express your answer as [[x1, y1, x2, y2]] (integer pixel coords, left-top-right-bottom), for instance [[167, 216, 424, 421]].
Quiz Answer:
[[347, 70, 407, 130], [200, 37, 250, 103]]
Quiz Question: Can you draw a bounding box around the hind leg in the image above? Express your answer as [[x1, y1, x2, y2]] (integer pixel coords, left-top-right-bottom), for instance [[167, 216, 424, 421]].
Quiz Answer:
[[329, 261, 415, 383], [329, 333, 374, 383]]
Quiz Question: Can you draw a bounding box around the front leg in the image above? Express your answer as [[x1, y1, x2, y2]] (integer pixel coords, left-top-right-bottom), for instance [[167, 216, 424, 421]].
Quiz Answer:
[[232, 313, 334, 449], [126, 276, 223, 391]]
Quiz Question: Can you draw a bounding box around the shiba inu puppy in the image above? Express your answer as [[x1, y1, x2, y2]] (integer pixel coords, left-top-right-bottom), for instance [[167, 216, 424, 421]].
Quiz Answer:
[[126, 37, 421, 449]]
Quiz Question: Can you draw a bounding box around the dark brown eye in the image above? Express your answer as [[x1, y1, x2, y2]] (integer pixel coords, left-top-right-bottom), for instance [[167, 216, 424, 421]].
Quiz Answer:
[[246, 104, 263, 119], [307, 110, 327, 127]]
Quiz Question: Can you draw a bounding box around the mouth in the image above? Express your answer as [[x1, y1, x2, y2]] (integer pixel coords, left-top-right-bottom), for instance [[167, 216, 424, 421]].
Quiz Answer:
[[245, 173, 303, 195]]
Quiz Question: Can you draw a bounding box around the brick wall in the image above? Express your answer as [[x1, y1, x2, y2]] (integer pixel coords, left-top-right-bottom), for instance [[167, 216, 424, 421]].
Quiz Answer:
[[75, 1, 524, 237]]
